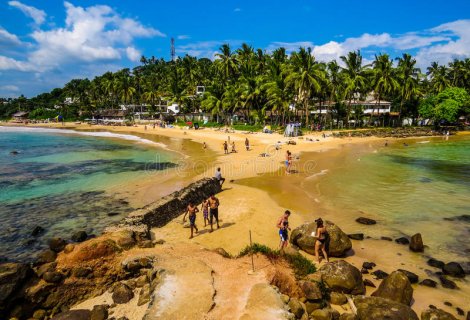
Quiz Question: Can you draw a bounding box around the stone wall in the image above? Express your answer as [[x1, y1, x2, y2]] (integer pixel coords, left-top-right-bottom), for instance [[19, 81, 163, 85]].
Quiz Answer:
[[105, 178, 221, 239]]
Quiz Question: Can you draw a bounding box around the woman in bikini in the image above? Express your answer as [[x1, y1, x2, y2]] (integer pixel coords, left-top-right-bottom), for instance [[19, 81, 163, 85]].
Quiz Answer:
[[314, 218, 329, 263]]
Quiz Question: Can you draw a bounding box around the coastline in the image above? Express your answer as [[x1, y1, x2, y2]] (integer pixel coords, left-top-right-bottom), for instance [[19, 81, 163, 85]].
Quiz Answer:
[[1, 122, 469, 319]]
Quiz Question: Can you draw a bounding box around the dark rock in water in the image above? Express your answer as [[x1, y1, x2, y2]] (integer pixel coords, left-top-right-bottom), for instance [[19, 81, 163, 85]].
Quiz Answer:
[[363, 279, 376, 288], [353, 296, 418, 320], [409, 233, 424, 252], [397, 269, 419, 284], [31, 226, 45, 237], [51, 310, 91, 320], [380, 236, 393, 241], [372, 270, 389, 280], [419, 279, 437, 288], [10, 150, 19, 155], [439, 275, 458, 289], [21, 238, 36, 247], [421, 308, 457, 320], [427, 258, 445, 269], [112, 283, 134, 304], [395, 237, 410, 245], [36, 249, 57, 265], [107, 212, 119, 217], [348, 233, 364, 240], [362, 262, 376, 270], [71, 231, 88, 243], [43, 271, 63, 283], [456, 308, 464, 316], [320, 260, 365, 295], [443, 214, 470, 222], [49, 237, 67, 253], [442, 262, 465, 278], [372, 271, 413, 306], [356, 217, 377, 225], [90, 305, 109, 320]]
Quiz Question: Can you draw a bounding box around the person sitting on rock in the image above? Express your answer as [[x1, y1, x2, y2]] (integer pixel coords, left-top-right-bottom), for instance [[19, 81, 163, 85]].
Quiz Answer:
[[314, 218, 329, 263]]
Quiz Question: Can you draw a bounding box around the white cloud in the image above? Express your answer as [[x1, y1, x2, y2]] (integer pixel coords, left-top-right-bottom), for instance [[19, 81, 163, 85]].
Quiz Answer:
[[0, 55, 35, 71], [126, 47, 141, 62], [177, 35, 190, 40], [234, 8, 241, 12], [0, 27, 22, 46], [0, 85, 20, 91], [8, 1, 46, 25]]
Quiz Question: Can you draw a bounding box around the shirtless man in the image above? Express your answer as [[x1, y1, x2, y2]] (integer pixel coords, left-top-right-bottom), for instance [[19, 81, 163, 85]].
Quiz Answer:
[[276, 210, 291, 251], [208, 194, 220, 232], [183, 202, 199, 239], [201, 198, 210, 226]]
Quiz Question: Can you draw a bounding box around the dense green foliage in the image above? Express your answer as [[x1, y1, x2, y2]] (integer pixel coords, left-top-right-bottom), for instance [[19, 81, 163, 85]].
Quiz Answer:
[[2, 44, 470, 125], [238, 242, 317, 278], [419, 87, 470, 122]]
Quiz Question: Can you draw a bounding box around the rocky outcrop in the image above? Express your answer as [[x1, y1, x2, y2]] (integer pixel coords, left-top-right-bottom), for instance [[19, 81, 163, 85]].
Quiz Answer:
[[371, 271, 413, 306], [409, 233, 424, 252], [298, 280, 322, 301], [320, 260, 365, 295], [51, 309, 91, 320], [112, 283, 134, 304], [421, 308, 457, 320], [353, 296, 419, 320], [290, 221, 352, 257], [332, 127, 440, 139], [442, 262, 465, 278], [105, 178, 221, 238], [0, 263, 33, 314]]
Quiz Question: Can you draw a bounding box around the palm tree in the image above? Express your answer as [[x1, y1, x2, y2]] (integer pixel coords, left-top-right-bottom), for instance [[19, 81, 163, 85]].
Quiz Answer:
[[396, 53, 421, 124], [427, 62, 449, 93], [285, 47, 324, 125], [215, 44, 237, 86], [371, 53, 399, 125]]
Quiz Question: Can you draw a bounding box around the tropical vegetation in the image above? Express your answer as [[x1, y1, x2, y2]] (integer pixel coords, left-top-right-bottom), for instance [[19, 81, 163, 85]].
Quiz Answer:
[[1, 44, 470, 128]]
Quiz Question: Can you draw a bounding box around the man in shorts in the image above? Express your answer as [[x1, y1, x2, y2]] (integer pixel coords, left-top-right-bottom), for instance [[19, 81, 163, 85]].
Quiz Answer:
[[215, 167, 226, 187], [208, 194, 220, 232], [183, 202, 199, 239], [276, 210, 291, 251]]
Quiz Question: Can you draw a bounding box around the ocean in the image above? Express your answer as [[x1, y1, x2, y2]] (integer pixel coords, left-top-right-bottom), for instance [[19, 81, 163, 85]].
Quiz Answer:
[[0, 126, 178, 262]]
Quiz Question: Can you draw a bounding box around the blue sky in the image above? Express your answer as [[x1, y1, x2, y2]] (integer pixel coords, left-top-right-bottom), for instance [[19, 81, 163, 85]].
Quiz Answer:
[[1, 0, 470, 97]]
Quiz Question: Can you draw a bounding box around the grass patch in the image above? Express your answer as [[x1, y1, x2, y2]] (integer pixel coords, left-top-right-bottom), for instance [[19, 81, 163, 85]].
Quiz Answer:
[[238, 242, 316, 278]]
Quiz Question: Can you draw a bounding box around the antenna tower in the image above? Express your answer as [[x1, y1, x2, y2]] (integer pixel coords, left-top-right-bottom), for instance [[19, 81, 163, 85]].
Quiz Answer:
[[171, 38, 175, 62]]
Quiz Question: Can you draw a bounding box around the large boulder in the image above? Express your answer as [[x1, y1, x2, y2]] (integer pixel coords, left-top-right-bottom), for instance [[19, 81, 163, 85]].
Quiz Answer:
[[320, 260, 365, 295], [0, 263, 32, 309], [409, 233, 424, 252], [371, 271, 413, 306], [49, 237, 67, 253], [299, 280, 323, 301], [421, 308, 457, 320], [442, 262, 465, 278], [353, 296, 418, 320], [112, 283, 134, 304], [51, 310, 91, 320], [290, 221, 352, 257], [288, 297, 305, 319]]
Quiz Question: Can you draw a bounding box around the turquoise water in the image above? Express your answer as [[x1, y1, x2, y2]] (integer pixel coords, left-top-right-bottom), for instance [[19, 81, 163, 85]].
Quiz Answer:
[[0, 127, 177, 262], [313, 136, 470, 261]]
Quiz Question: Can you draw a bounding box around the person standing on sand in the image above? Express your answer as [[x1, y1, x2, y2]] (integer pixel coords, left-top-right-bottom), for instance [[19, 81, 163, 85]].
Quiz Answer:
[[277, 210, 291, 251], [208, 195, 220, 232], [285, 150, 292, 174], [245, 138, 250, 151], [231, 141, 237, 153], [203, 142, 207, 149], [215, 167, 226, 186], [314, 218, 329, 263], [201, 198, 210, 226], [223, 141, 229, 154], [183, 202, 199, 239]]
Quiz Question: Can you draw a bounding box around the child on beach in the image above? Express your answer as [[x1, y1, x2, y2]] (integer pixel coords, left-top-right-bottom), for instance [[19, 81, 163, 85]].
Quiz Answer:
[[183, 202, 199, 239], [201, 199, 209, 226]]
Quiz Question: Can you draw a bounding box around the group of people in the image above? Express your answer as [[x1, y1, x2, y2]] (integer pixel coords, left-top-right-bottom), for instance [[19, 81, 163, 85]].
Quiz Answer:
[[182, 194, 221, 239], [222, 137, 250, 154], [276, 211, 329, 263]]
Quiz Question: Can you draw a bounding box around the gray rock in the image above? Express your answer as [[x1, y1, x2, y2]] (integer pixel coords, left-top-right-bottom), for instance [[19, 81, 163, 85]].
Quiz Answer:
[[419, 279, 437, 288], [304, 301, 322, 314], [353, 296, 418, 320], [348, 234, 364, 240], [137, 284, 151, 306], [43, 271, 63, 283], [356, 217, 376, 225], [439, 276, 458, 289], [71, 231, 88, 243], [49, 237, 67, 253], [90, 305, 108, 320], [442, 262, 465, 278], [363, 279, 376, 288], [395, 237, 410, 245], [0, 263, 31, 307], [33, 309, 47, 319], [51, 310, 91, 320], [112, 283, 134, 304], [36, 249, 57, 265], [427, 258, 445, 269], [311, 308, 340, 320], [288, 298, 305, 319], [320, 260, 365, 295], [371, 271, 413, 306], [421, 308, 457, 320], [371, 270, 388, 280], [339, 313, 358, 320], [299, 280, 323, 301], [362, 262, 376, 270], [330, 292, 347, 305], [397, 269, 419, 284], [409, 233, 424, 252]]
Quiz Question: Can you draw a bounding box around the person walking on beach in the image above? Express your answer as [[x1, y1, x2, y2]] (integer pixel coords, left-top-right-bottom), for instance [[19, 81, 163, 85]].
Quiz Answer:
[[285, 150, 292, 174], [223, 141, 229, 154], [208, 195, 220, 232], [183, 202, 199, 239], [201, 198, 210, 226], [314, 218, 329, 263], [231, 141, 237, 153], [245, 138, 250, 151], [215, 167, 226, 187], [203, 142, 207, 149], [277, 210, 291, 251]]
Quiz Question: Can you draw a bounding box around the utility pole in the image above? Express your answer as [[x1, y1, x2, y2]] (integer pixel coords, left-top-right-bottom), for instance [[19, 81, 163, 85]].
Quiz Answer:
[[171, 38, 175, 62]]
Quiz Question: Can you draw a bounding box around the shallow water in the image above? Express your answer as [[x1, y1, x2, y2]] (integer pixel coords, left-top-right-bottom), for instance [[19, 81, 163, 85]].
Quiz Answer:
[[237, 135, 470, 264], [0, 126, 179, 262]]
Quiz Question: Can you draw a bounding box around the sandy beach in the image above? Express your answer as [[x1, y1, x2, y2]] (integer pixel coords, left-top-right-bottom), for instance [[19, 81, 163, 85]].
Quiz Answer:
[[5, 122, 469, 318]]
